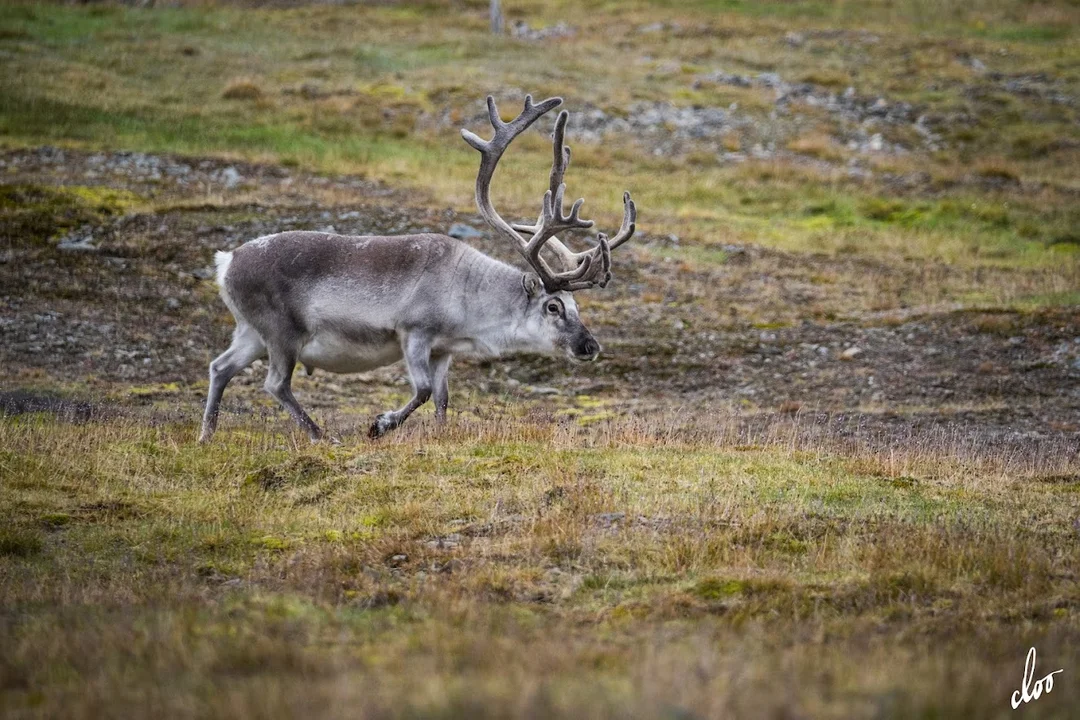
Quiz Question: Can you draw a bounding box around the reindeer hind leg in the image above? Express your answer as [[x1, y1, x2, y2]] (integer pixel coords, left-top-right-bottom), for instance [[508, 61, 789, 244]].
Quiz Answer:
[[199, 323, 266, 443], [432, 353, 452, 424]]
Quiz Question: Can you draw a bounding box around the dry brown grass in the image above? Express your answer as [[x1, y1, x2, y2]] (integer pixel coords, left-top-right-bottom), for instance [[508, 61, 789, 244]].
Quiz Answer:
[[1, 407, 1078, 718], [786, 131, 847, 162], [221, 77, 264, 101]]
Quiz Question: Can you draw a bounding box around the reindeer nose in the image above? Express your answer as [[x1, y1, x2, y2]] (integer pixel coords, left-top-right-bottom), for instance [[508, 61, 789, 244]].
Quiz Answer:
[[583, 338, 600, 357]]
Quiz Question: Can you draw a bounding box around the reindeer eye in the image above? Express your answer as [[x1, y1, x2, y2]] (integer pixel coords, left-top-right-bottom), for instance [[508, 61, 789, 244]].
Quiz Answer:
[[546, 301, 561, 315]]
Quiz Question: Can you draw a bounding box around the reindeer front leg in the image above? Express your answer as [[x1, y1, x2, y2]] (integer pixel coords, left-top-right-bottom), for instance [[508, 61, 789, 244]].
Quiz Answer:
[[369, 332, 434, 439]]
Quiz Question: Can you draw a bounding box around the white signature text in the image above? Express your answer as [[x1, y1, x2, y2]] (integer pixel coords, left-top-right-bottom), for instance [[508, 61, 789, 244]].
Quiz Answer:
[[1011, 647, 1064, 710]]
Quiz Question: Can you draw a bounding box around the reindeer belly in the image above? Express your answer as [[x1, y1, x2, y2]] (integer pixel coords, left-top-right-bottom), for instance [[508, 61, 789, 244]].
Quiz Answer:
[[299, 329, 401, 374], [433, 336, 489, 357]]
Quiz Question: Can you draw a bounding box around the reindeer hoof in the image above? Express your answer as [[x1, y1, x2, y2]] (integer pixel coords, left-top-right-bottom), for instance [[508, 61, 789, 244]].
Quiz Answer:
[[368, 413, 395, 439]]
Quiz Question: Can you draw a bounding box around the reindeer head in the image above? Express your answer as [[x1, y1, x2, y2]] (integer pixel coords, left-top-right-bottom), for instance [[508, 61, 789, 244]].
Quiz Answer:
[[515, 276, 600, 361], [461, 94, 636, 361]]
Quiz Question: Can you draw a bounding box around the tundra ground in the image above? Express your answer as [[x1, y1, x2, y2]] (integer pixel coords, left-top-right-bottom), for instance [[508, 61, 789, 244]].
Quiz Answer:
[[2, 1, 1079, 718]]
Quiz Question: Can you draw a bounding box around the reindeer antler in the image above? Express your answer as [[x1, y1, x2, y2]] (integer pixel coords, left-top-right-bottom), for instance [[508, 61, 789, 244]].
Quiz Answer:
[[461, 94, 637, 292]]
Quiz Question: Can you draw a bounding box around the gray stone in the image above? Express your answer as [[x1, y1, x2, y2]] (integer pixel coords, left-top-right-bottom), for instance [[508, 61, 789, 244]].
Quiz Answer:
[[596, 512, 626, 526], [57, 232, 97, 252], [448, 223, 485, 239], [426, 534, 462, 550], [220, 167, 242, 188], [784, 31, 805, 47]]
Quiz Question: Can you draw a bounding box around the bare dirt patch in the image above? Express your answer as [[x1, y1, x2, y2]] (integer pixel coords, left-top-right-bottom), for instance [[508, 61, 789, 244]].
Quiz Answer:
[[3, 147, 1077, 450]]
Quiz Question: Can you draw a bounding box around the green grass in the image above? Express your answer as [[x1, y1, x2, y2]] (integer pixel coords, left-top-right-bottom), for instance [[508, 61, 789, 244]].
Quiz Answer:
[[1, 1, 1078, 272]]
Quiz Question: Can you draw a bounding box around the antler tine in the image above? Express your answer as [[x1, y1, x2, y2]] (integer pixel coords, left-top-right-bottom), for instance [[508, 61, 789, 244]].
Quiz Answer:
[[550, 110, 571, 196], [607, 192, 637, 251], [487, 95, 506, 130], [595, 232, 612, 287]]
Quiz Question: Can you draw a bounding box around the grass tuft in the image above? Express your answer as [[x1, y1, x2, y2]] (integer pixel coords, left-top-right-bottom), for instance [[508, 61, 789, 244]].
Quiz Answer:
[[222, 77, 264, 101], [0, 526, 43, 557]]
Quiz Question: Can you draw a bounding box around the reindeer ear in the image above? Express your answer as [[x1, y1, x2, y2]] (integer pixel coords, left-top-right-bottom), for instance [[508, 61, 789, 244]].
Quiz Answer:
[[522, 273, 544, 298]]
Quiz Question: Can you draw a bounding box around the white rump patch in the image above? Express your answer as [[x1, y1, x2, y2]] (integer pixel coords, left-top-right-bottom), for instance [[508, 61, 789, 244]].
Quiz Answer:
[[214, 251, 233, 287]]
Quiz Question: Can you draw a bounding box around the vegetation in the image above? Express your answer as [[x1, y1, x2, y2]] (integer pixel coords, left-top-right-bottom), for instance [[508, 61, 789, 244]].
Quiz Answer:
[[0, 0, 1077, 272], [2, 0, 1078, 717], [2, 412, 1078, 717]]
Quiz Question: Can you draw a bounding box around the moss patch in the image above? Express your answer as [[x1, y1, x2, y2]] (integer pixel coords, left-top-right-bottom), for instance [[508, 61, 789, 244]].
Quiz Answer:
[[0, 183, 141, 246]]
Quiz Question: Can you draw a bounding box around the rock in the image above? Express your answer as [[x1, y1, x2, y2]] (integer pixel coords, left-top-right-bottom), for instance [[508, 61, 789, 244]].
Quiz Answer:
[[426, 534, 462, 550], [57, 231, 98, 252], [448, 223, 484, 240], [511, 20, 575, 41], [758, 72, 783, 88], [165, 298, 181, 310], [191, 266, 216, 281], [841, 347, 863, 361], [596, 512, 626, 527], [219, 167, 242, 188], [784, 31, 805, 47]]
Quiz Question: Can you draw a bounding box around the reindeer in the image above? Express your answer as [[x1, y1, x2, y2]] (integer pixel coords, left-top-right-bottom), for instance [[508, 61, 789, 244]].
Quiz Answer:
[[198, 94, 636, 443]]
